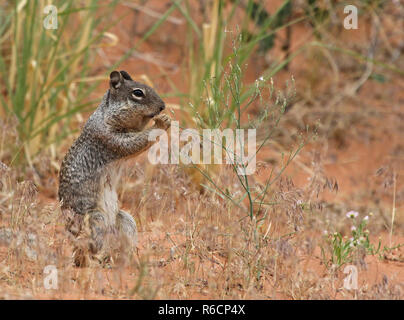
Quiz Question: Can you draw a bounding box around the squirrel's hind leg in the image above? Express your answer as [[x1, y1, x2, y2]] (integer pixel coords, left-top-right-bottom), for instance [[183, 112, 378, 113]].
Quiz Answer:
[[72, 210, 137, 267], [73, 211, 111, 267]]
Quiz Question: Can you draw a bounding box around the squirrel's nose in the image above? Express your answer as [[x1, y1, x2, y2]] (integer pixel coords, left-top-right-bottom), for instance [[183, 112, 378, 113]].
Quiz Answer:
[[160, 104, 165, 111]]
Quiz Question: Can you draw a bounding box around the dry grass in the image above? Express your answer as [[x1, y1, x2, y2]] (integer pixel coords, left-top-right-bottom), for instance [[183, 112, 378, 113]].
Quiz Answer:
[[0, 1, 403, 300], [0, 132, 402, 299]]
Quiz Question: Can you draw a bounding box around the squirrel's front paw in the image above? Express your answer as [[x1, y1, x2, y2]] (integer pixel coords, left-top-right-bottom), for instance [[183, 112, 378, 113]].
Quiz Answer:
[[153, 114, 171, 130]]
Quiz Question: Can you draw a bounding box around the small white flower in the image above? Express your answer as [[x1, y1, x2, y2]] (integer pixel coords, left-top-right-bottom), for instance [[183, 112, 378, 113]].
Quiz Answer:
[[346, 211, 359, 219], [351, 226, 356, 231], [363, 215, 369, 222], [255, 76, 264, 87], [206, 97, 214, 105], [323, 230, 328, 236]]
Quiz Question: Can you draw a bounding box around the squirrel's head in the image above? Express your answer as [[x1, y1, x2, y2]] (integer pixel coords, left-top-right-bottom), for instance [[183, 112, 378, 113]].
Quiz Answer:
[[105, 70, 165, 131]]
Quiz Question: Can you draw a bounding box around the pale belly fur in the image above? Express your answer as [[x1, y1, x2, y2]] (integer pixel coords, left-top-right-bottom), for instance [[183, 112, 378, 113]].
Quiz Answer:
[[97, 161, 123, 226]]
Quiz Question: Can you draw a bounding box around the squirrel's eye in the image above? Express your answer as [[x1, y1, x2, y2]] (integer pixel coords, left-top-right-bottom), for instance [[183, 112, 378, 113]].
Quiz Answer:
[[132, 89, 144, 99]]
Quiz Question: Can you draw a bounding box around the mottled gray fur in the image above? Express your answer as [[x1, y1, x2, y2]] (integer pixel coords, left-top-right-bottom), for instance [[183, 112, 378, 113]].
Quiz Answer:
[[58, 70, 171, 266]]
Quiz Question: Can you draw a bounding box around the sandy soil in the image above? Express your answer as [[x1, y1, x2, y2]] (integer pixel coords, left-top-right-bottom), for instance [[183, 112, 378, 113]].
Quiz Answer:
[[0, 1, 403, 300]]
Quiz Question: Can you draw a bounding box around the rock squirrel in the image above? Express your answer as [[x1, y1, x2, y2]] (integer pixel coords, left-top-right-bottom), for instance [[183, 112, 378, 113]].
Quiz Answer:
[[58, 70, 171, 266]]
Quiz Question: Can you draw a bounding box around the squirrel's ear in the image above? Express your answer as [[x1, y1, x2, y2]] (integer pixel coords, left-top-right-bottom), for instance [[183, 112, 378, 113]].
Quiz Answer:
[[110, 71, 123, 89], [120, 70, 133, 81]]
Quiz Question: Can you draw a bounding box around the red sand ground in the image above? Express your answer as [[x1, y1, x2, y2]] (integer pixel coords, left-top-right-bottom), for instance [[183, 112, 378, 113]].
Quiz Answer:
[[0, 1, 402, 299]]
